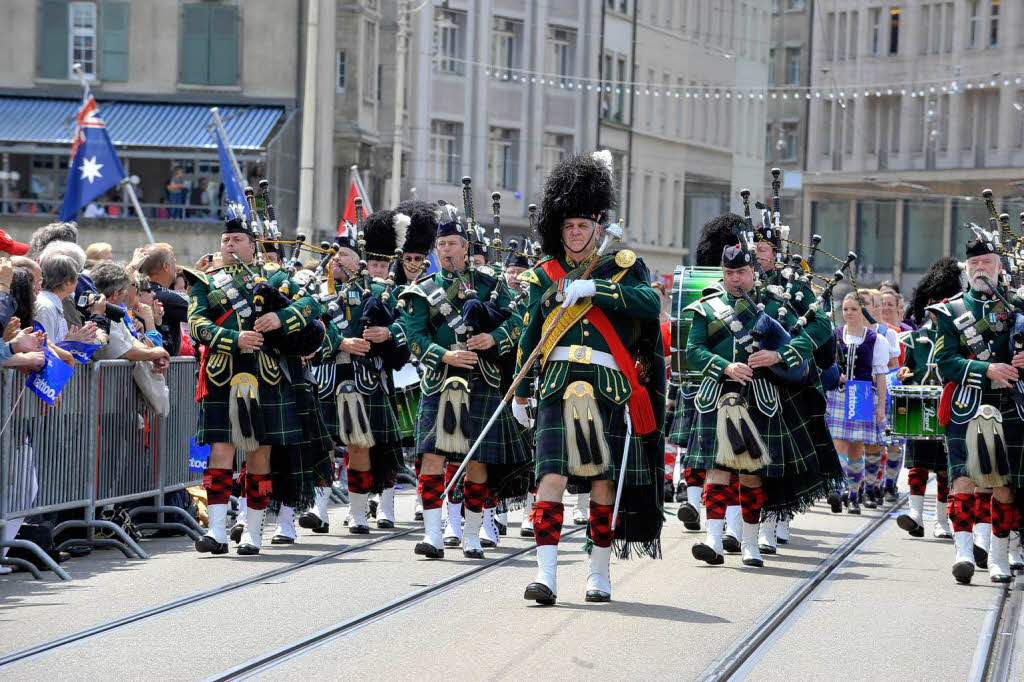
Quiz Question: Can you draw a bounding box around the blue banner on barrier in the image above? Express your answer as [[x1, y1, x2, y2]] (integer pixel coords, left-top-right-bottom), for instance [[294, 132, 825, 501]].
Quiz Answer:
[[844, 379, 875, 422], [26, 346, 75, 405], [188, 438, 211, 473], [57, 339, 102, 364]]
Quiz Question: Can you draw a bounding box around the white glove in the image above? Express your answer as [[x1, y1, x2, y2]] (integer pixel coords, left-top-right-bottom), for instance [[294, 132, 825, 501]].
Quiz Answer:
[[512, 399, 534, 429], [561, 279, 597, 308]]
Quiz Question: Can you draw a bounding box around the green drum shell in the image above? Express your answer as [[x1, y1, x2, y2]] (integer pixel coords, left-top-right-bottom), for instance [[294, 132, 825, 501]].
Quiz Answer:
[[890, 384, 944, 440], [395, 384, 422, 440], [669, 265, 722, 384]]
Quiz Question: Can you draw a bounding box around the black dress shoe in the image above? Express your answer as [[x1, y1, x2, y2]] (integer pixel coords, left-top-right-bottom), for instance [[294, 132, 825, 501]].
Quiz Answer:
[[758, 544, 777, 555], [520, 526, 535, 538], [298, 512, 329, 533], [414, 509, 423, 521], [677, 502, 699, 524], [585, 589, 611, 603], [742, 556, 764, 568], [229, 523, 245, 544], [368, 499, 378, 519], [776, 536, 789, 545], [271, 535, 295, 545], [953, 560, 974, 584], [974, 544, 989, 570], [480, 538, 497, 548], [377, 519, 395, 529], [236, 543, 260, 556], [722, 534, 741, 553], [414, 542, 444, 559], [497, 522, 507, 536], [692, 543, 724, 565], [443, 535, 461, 547], [195, 535, 228, 555], [463, 547, 485, 559], [524, 582, 557, 605], [349, 524, 370, 535], [862, 497, 878, 509]]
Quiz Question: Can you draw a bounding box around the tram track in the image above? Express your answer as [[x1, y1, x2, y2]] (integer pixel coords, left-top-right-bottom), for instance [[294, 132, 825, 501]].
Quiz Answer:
[[970, 570, 1024, 681], [696, 493, 910, 681], [0, 525, 419, 668], [206, 526, 588, 681]]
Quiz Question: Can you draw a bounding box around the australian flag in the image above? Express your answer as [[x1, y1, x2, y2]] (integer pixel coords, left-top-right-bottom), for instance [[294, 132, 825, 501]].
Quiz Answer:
[[59, 95, 126, 221]]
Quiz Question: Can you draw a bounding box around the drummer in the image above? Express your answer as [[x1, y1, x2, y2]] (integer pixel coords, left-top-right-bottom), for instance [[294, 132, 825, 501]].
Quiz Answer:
[[825, 291, 891, 516], [894, 257, 961, 541]]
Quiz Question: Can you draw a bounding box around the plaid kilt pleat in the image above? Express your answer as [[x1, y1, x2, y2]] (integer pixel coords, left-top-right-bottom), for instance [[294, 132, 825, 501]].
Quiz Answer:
[[945, 390, 1024, 487], [416, 377, 529, 466], [825, 388, 885, 445], [904, 439, 948, 471], [320, 394, 341, 443], [361, 385, 402, 444], [532, 366, 650, 487], [667, 383, 699, 448], [683, 382, 808, 481], [197, 377, 303, 446]]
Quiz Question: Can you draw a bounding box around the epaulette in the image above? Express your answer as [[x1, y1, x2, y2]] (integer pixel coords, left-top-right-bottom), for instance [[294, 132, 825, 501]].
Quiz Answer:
[[518, 268, 543, 286], [685, 290, 724, 316], [180, 267, 209, 287], [898, 330, 916, 348], [925, 293, 962, 318]]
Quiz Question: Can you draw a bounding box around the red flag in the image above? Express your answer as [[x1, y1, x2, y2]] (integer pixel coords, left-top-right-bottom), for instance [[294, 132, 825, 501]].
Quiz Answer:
[[337, 168, 373, 236]]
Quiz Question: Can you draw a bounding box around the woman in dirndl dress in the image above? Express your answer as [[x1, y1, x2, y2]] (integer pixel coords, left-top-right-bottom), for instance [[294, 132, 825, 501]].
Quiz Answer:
[[825, 291, 890, 515]]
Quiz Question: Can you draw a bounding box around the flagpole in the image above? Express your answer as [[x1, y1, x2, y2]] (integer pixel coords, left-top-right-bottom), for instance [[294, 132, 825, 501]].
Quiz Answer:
[[209, 107, 247, 193], [121, 178, 155, 244]]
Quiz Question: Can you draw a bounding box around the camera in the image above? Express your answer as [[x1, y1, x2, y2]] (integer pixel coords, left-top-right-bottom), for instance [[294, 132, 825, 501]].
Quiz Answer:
[[76, 292, 126, 323]]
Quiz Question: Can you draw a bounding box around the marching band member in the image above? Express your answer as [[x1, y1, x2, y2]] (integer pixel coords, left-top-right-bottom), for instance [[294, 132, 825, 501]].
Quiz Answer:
[[929, 236, 1024, 584], [515, 151, 665, 604]]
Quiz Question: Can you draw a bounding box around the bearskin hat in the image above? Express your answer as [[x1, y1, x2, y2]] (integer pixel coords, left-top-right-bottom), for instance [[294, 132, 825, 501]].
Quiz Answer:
[[395, 199, 438, 255], [909, 256, 963, 324], [537, 150, 616, 257], [362, 209, 410, 262], [696, 213, 745, 267]]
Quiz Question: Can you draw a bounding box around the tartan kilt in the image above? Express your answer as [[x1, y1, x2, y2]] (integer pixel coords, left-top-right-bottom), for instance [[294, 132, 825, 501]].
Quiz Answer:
[[904, 439, 948, 471], [416, 376, 529, 466], [361, 385, 402, 444], [320, 394, 341, 443], [825, 388, 885, 445], [667, 383, 699, 448], [533, 366, 650, 488], [945, 390, 1024, 487], [196, 377, 303, 447], [683, 381, 808, 482]]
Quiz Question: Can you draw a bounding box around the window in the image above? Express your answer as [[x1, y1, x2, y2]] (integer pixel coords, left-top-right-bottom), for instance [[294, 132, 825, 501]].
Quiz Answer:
[[363, 20, 377, 102], [642, 174, 652, 242], [938, 94, 950, 151], [867, 99, 878, 154], [903, 201, 945, 271], [919, 5, 930, 54], [811, 201, 851, 261], [542, 133, 573, 178], [601, 53, 614, 121], [849, 11, 858, 58], [765, 122, 774, 161], [488, 127, 519, 190], [772, 0, 779, 13], [838, 12, 847, 59], [180, 3, 239, 86], [857, 201, 896, 273], [620, 0, 629, 13], [787, 0, 804, 9], [990, 90, 1000, 149], [784, 47, 800, 84], [869, 8, 882, 55], [767, 48, 775, 84], [491, 17, 522, 74], [825, 12, 835, 60], [780, 122, 798, 160], [944, 2, 954, 52], [890, 98, 900, 153], [968, 1, 981, 48], [665, 0, 674, 27], [433, 9, 464, 75], [822, 101, 832, 156], [889, 8, 900, 54], [676, 76, 685, 135], [672, 180, 683, 247], [69, 2, 97, 78], [662, 73, 671, 133], [616, 56, 627, 122], [548, 27, 576, 85], [336, 50, 346, 92], [646, 68, 655, 128], [990, 0, 999, 47], [429, 121, 461, 184], [912, 97, 926, 152], [844, 101, 855, 154]]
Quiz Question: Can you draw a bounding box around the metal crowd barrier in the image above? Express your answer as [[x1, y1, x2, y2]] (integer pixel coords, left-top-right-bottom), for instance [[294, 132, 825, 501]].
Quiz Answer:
[[0, 357, 205, 580]]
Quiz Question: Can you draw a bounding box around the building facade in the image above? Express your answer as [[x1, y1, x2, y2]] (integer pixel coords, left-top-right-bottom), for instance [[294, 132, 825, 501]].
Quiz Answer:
[[804, 0, 1024, 290]]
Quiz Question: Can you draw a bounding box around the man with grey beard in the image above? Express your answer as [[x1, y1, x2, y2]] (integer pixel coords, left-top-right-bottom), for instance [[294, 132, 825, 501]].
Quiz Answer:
[[929, 236, 1024, 585]]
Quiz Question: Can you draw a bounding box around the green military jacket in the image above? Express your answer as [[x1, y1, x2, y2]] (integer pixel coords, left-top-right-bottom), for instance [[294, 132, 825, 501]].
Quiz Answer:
[[513, 250, 661, 406], [399, 265, 520, 395], [318, 279, 407, 362], [899, 322, 941, 385], [188, 262, 321, 386]]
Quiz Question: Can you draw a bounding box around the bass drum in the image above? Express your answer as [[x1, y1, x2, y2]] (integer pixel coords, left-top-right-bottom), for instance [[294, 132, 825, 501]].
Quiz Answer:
[[669, 265, 723, 384]]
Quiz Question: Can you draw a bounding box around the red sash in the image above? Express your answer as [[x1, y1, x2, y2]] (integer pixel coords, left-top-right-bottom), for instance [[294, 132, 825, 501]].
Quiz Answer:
[[194, 308, 235, 402], [539, 260, 657, 434], [938, 381, 954, 426]]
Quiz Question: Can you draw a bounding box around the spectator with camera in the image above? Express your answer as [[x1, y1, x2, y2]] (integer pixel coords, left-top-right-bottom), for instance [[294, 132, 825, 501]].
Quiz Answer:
[[89, 261, 170, 369], [34, 253, 103, 366], [134, 243, 188, 355]]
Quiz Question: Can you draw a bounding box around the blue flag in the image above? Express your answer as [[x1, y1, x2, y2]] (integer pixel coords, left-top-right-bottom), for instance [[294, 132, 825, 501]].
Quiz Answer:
[[57, 339, 102, 364], [188, 437, 211, 473], [844, 380, 876, 422], [210, 121, 248, 218], [26, 345, 75, 405], [59, 96, 127, 222]]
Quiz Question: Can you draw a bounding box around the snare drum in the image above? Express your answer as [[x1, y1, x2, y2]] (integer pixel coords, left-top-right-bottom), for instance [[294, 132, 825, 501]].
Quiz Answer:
[[392, 363, 422, 441], [669, 265, 722, 384], [889, 384, 944, 440]]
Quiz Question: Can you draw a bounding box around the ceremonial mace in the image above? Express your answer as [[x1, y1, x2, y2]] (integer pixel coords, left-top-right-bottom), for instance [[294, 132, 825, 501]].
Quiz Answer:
[[440, 222, 624, 501]]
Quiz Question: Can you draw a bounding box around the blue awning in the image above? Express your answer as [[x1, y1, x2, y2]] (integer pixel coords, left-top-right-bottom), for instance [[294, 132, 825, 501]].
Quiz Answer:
[[0, 96, 283, 151]]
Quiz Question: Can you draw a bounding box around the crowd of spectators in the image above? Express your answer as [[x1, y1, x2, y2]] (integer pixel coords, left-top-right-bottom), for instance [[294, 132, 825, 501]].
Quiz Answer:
[[0, 221, 198, 574]]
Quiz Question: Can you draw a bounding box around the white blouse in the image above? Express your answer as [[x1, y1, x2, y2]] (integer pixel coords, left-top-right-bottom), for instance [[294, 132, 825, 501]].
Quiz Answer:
[[843, 328, 891, 376], [877, 323, 901, 360]]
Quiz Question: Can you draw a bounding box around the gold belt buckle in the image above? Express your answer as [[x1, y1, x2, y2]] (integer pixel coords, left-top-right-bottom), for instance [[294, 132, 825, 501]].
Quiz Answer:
[[568, 344, 592, 364]]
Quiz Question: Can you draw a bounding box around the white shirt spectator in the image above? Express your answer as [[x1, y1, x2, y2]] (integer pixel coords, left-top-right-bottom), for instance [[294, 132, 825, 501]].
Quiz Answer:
[[84, 201, 106, 218], [877, 322, 901, 361], [93, 317, 135, 360], [842, 328, 891, 376], [34, 290, 69, 343]]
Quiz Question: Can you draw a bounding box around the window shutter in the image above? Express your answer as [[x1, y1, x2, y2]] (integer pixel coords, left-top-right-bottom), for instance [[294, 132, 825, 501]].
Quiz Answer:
[[207, 5, 239, 86], [180, 3, 210, 84], [38, 0, 69, 79], [99, 1, 130, 81]]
